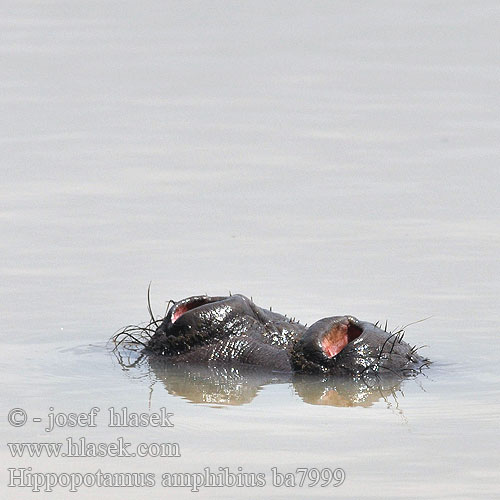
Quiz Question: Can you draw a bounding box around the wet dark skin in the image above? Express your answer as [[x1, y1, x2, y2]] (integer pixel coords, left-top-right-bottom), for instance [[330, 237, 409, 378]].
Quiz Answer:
[[145, 294, 430, 378]]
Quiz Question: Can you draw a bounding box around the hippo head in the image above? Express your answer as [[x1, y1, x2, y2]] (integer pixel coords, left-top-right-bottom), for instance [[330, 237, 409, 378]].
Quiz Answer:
[[139, 294, 428, 377]]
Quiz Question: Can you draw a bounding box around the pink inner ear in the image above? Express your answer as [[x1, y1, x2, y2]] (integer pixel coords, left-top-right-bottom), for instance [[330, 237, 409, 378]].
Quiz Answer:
[[171, 298, 212, 323], [172, 304, 190, 323], [321, 321, 362, 358]]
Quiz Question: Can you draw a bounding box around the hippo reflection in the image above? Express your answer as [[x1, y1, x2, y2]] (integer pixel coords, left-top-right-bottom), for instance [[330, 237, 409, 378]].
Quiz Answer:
[[113, 354, 414, 408], [147, 359, 412, 407], [115, 293, 429, 378]]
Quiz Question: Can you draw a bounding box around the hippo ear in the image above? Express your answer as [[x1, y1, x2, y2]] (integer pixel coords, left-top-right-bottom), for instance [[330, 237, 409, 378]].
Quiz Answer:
[[167, 295, 227, 324], [301, 316, 363, 358], [291, 316, 364, 373], [320, 317, 363, 358]]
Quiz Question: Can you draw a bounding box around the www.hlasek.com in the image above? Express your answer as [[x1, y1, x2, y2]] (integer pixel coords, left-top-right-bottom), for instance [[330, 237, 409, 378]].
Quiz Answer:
[[8, 467, 346, 492], [7, 437, 180, 458]]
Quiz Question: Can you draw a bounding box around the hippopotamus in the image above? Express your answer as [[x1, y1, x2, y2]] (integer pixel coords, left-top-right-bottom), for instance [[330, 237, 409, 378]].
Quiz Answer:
[[117, 293, 429, 378]]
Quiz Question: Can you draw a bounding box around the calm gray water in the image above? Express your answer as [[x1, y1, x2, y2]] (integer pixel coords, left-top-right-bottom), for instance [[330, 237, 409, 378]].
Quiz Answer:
[[1, 1, 499, 498]]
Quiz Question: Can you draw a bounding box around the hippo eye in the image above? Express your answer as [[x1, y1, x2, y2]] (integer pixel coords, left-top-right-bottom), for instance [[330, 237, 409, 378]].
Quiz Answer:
[[170, 296, 220, 324], [321, 320, 362, 358]]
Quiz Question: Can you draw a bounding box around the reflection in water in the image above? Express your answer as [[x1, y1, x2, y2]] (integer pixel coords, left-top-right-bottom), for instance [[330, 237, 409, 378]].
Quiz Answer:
[[112, 346, 420, 409], [292, 374, 406, 408], [150, 358, 291, 406]]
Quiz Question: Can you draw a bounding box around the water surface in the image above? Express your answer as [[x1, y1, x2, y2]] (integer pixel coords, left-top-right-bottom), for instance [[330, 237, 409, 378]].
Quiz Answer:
[[1, 1, 499, 498]]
